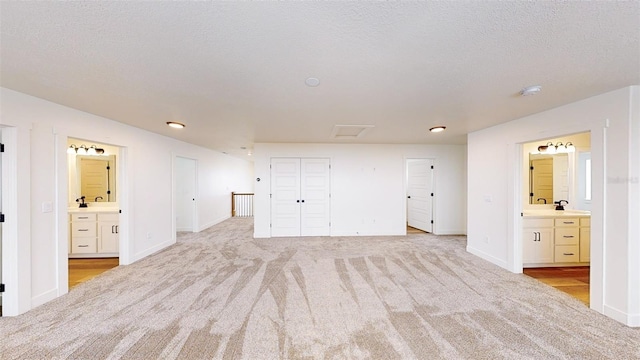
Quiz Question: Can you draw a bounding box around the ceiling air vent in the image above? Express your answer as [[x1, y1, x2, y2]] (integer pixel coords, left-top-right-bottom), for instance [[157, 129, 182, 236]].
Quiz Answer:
[[330, 125, 375, 139]]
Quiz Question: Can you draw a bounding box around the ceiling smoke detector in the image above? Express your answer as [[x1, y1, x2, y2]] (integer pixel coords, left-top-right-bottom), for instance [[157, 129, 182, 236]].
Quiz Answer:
[[520, 85, 542, 96], [305, 77, 320, 87]]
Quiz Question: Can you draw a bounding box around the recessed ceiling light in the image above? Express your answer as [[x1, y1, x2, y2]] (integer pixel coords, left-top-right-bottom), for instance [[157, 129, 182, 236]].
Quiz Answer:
[[305, 77, 320, 87], [166, 121, 185, 129], [520, 85, 542, 96], [429, 126, 446, 133]]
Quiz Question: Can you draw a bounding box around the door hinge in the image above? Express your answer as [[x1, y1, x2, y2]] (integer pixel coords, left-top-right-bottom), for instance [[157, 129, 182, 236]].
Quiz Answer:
[[0, 283, 5, 293], [0, 143, 4, 152], [0, 213, 5, 222]]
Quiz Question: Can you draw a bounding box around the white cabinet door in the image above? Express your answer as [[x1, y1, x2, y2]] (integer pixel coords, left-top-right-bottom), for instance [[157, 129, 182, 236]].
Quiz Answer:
[[271, 158, 330, 237], [522, 228, 554, 264], [407, 159, 434, 233], [99, 221, 119, 253], [580, 227, 590, 262]]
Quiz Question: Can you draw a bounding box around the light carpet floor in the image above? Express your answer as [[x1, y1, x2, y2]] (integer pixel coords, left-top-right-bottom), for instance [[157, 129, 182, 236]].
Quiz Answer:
[[1, 218, 638, 359]]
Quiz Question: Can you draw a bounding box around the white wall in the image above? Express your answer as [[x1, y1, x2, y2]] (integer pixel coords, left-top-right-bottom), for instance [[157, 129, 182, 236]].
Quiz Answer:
[[467, 86, 640, 327], [0, 87, 254, 315], [253, 143, 466, 238]]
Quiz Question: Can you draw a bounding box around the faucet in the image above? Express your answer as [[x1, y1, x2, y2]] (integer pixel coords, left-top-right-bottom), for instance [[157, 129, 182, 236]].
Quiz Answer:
[[95, 196, 104, 202], [537, 198, 547, 204], [554, 200, 568, 211], [76, 196, 88, 208]]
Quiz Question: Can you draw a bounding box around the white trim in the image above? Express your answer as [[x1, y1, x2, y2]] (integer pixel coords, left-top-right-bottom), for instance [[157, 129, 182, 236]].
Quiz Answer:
[[118, 146, 130, 265], [55, 130, 69, 297], [198, 215, 230, 232], [31, 288, 58, 309], [132, 239, 174, 263], [604, 304, 640, 327], [467, 245, 509, 271]]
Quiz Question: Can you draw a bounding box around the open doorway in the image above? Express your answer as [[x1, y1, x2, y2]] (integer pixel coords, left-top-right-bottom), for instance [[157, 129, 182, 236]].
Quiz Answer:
[[521, 131, 591, 306], [67, 138, 121, 290], [406, 159, 434, 234], [174, 156, 197, 233]]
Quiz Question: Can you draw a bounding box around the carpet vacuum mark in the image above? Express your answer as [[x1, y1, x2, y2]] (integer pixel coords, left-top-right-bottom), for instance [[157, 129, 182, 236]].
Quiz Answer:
[[1, 218, 638, 359]]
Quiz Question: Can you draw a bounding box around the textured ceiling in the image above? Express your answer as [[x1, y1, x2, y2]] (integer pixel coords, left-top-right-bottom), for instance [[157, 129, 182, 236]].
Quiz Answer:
[[1, 2, 639, 159]]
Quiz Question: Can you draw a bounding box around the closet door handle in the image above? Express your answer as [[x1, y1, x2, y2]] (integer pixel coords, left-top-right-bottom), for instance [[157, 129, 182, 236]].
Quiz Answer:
[[563, 253, 574, 256], [78, 229, 89, 232], [301, 200, 305, 203], [563, 235, 574, 238], [78, 245, 89, 248], [296, 200, 300, 203]]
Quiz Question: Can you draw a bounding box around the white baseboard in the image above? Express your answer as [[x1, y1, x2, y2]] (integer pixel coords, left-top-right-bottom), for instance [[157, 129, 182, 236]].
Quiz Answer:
[[434, 229, 467, 235], [31, 288, 58, 309], [604, 304, 640, 327], [466, 246, 509, 271], [133, 239, 175, 263], [198, 215, 230, 232]]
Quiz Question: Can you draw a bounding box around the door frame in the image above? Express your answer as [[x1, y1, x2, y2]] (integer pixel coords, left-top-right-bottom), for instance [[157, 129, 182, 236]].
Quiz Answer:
[[514, 130, 601, 312]]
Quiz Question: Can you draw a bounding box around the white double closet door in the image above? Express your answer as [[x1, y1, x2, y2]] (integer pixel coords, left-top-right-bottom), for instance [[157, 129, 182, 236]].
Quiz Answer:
[[271, 158, 330, 237]]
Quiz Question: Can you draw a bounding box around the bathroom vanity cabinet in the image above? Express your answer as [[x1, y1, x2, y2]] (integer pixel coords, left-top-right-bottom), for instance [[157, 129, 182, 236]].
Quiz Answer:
[[523, 213, 590, 267], [69, 210, 119, 258]]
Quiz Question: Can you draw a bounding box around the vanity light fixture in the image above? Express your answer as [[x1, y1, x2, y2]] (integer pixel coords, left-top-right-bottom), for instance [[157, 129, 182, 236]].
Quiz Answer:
[[536, 141, 576, 154], [429, 126, 446, 133], [166, 121, 186, 129], [67, 144, 106, 156], [67, 144, 79, 154]]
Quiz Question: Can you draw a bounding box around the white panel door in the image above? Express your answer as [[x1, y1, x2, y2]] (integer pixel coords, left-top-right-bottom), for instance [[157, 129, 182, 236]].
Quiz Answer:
[[300, 158, 330, 236], [271, 158, 302, 237], [407, 159, 434, 232], [271, 158, 330, 237]]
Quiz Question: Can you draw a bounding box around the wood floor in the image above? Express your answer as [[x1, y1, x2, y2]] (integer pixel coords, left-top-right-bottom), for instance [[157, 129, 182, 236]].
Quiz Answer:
[[523, 266, 590, 306], [69, 258, 120, 289]]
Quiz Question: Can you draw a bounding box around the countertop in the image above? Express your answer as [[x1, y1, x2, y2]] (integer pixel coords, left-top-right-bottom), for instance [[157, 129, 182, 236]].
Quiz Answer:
[[523, 209, 590, 218], [68, 207, 119, 213]]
